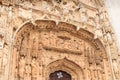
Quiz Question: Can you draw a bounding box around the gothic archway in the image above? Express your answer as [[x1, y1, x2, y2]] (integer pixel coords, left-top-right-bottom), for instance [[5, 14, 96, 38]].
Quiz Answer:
[[46, 58, 84, 80], [12, 20, 112, 80]]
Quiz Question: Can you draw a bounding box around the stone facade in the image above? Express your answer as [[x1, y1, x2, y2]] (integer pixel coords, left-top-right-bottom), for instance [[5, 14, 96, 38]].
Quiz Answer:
[[0, 0, 119, 80]]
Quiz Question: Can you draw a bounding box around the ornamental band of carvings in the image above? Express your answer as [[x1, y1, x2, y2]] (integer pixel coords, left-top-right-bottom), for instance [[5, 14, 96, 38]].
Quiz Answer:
[[13, 20, 112, 80]]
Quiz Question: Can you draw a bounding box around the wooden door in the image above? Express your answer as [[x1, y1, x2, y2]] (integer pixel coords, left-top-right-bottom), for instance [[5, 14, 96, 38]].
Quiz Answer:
[[49, 70, 71, 80]]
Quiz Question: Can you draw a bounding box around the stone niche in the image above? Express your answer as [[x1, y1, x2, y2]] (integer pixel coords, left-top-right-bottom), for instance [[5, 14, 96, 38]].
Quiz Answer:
[[12, 20, 112, 80]]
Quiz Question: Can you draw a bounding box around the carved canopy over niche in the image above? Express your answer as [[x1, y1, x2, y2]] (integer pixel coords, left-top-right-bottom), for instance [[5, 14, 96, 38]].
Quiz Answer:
[[12, 20, 109, 80]]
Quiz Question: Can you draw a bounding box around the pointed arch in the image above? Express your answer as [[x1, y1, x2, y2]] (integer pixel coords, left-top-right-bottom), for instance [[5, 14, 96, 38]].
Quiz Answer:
[[45, 58, 85, 80]]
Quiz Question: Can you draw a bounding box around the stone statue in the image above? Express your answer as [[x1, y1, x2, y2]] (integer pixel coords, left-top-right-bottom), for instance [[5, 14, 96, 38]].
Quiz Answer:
[[94, 26, 103, 39], [80, 9, 88, 29], [0, 35, 4, 49], [72, 7, 81, 21], [96, 64, 103, 80], [31, 38, 37, 56], [30, 31, 39, 58], [20, 34, 28, 56], [31, 57, 39, 80], [81, 9, 88, 23], [25, 64, 31, 80], [49, 31, 56, 47], [2, 43, 8, 71], [106, 32, 113, 45], [18, 56, 26, 80], [104, 21, 111, 33]]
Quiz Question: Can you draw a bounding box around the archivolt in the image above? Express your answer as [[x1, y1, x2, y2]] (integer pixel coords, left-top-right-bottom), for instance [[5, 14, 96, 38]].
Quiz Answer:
[[14, 20, 105, 52], [45, 58, 85, 80], [12, 20, 108, 80]]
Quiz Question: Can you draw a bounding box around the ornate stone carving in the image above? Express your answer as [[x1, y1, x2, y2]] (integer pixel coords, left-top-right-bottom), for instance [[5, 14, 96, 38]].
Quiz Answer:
[[94, 24, 103, 39], [0, 0, 118, 80], [31, 57, 39, 80], [11, 20, 111, 80], [2, 43, 9, 69], [25, 64, 31, 80], [0, 35, 4, 49], [30, 30, 39, 58], [18, 56, 26, 80], [81, 9, 88, 23]]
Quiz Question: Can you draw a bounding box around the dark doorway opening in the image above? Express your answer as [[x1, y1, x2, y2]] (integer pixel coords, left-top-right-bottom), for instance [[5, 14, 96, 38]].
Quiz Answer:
[[49, 70, 71, 80]]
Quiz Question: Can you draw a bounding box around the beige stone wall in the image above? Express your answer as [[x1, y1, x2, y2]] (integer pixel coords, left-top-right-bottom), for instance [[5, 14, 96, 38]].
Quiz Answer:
[[0, 0, 119, 80]]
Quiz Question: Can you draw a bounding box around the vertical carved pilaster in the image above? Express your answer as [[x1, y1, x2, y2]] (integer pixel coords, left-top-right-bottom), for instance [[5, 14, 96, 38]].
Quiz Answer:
[[112, 59, 119, 80]]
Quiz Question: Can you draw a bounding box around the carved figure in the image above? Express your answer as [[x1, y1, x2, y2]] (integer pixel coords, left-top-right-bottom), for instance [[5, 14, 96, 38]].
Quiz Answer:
[[106, 32, 113, 45], [2, 44, 8, 72], [18, 56, 26, 80], [31, 38, 37, 56], [49, 31, 56, 47], [25, 64, 31, 80], [31, 57, 39, 80], [81, 9, 88, 23], [94, 27, 103, 39], [20, 34, 28, 56], [72, 7, 81, 21], [56, 38, 64, 48], [31, 31, 39, 58]]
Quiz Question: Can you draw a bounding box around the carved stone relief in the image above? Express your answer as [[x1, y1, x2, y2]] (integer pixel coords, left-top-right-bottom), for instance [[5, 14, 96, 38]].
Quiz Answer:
[[0, 0, 119, 80], [11, 21, 112, 80], [18, 56, 26, 80]]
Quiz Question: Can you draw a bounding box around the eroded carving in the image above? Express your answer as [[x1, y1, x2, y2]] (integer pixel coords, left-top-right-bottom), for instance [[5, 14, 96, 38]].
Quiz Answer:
[[25, 64, 31, 80], [18, 56, 26, 80], [13, 21, 109, 80], [2, 43, 9, 70], [0, 0, 118, 80], [31, 57, 39, 80]]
